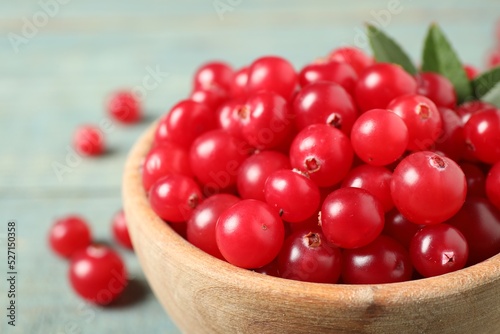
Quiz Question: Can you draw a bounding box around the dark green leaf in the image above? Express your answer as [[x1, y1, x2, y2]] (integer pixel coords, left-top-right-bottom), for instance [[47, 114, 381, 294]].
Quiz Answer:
[[480, 82, 500, 108], [421, 23, 472, 103], [367, 24, 417, 75], [472, 66, 500, 99]]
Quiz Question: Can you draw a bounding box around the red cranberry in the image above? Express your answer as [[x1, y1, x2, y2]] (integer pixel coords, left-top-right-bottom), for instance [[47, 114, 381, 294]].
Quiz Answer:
[[107, 91, 142, 124]]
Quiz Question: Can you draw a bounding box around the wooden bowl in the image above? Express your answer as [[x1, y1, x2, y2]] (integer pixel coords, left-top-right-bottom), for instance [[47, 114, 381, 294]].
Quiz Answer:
[[123, 123, 500, 334]]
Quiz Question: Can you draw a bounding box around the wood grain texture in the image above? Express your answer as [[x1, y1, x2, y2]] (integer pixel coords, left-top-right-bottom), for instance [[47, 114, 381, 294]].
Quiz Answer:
[[124, 124, 500, 334]]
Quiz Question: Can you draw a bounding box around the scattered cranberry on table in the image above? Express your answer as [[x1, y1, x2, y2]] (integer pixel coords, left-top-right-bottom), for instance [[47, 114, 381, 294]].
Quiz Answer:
[[73, 125, 105, 156], [107, 91, 142, 124], [48, 215, 92, 258]]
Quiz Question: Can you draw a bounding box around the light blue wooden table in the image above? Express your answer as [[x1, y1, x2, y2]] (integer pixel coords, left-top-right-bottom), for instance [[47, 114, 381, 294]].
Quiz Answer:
[[1, 1, 499, 333]]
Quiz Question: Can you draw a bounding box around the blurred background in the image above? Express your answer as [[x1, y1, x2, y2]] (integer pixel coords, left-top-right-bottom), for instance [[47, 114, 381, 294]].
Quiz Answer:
[[1, 0, 499, 333]]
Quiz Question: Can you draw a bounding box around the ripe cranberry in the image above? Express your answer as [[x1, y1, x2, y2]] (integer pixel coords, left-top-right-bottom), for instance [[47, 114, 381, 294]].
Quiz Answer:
[[292, 81, 358, 134], [431, 107, 465, 162], [73, 125, 105, 156], [240, 91, 294, 150], [342, 235, 413, 284], [328, 47, 374, 76], [486, 162, 500, 209], [246, 56, 297, 100], [216, 98, 246, 139], [107, 91, 142, 124], [383, 209, 423, 249], [253, 259, 280, 277], [190, 129, 250, 195], [190, 86, 229, 111], [69, 245, 127, 305], [341, 164, 394, 212], [321, 187, 384, 249], [278, 227, 341, 283], [216, 199, 285, 269], [193, 61, 233, 93], [265, 169, 321, 223], [187, 194, 240, 260], [298, 61, 358, 94], [391, 151, 466, 225], [158, 100, 217, 149], [463, 108, 500, 164], [231, 66, 249, 99], [350, 108, 409, 166], [48, 215, 92, 258], [290, 124, 353, 187], [459, 162, 486, 198], [111, 210, 133, 250], [142, 142, 192, 192], [149, 174, 202, 223], [410, 224, 468, 277], [416, 72, 457, 110], [237, 151, 291, 201], [486, 48, 500, 69], [463, 64, 479, 80], [456, 100, 496, 124], [355, 63, 418, 113], [387, 94, 442, 151], [447, 197, 500, 265]]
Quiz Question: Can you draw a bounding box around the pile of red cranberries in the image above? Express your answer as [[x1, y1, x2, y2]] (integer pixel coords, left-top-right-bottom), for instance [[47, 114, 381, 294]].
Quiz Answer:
[[144, 49, 500, 284]]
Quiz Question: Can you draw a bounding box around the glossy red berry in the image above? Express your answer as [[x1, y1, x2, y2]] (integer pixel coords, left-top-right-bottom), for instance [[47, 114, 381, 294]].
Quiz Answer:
[[350, 108, 409, 166], [216, 199, 285, 269], [410, 224, 468, 278], [341, 164, 394, 212], [391, 151, 467, 225], [290, 124, 353, 187], [278, 227, 341, 283], [298, 61, 358, 94], [292, 81, 358, 134], [460, 162, 486, 198], [447, 197, 500, 265], [342, 235, 413, 284], [190, 86, 229, 111], [73, 125, 105, 156], [237, 151, 291, 201], [387, 94, 442, 151], [107, 91, 142, 124], [231, 66, 249, 99], [383, 209, 423, 249], [49, 215, 92, 258], [193, 61, 233, 93], [216, 99, 246, 139], [69, 245, 127, 305], [486, 162, 500, 209], [142, 142, 192, 192], [246, 56, 297, 100], [159, 100, 217, 149], [321, 187, 384, 249], [416, 72, 457, 110], [149, 174, 202, 223], [456, 100, 496, 124], [190, 129, 250, 195], [463, 64, 479, 80], [187, 194, 240, 260], [328, 47, 374, 76], [111, 210, 133, 250], [431, 107, 465, 162], [355, 63, 417, 113], [463, 108, 500, 164], [265, 169, 321, 223], [240, 91, 294, 150]]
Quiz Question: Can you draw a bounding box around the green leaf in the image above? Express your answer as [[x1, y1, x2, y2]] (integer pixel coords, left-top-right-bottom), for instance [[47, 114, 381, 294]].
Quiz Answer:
[[367, 24, 417, 75], [480, 83, 500, 108], [421, 23, 472, 103], [472, 66, 500, 99]]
